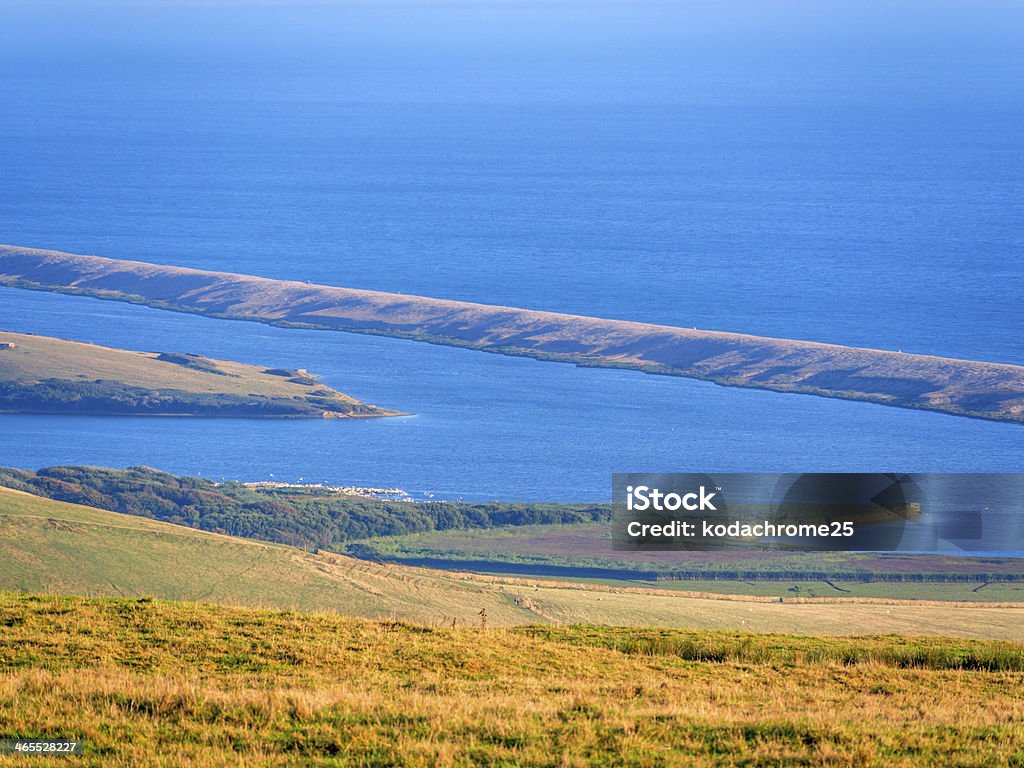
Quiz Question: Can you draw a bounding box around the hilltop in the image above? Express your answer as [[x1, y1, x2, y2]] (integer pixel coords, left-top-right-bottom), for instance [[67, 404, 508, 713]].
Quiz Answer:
[[0, 330, 400, 419], [2, 486, 1024, 639], [2, 244, 1023, 423]]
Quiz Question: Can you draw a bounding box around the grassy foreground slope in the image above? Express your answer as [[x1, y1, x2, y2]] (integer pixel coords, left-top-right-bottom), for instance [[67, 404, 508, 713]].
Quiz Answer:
[[3, 488, 1024, 639], [3, 244, 1023, 423], [1, 594, 1023, 767], [0, 330, 398, 418]]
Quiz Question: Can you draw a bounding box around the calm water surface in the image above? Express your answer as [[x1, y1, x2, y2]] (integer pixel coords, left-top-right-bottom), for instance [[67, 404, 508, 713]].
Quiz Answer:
[[0, 1, 1021, 499]]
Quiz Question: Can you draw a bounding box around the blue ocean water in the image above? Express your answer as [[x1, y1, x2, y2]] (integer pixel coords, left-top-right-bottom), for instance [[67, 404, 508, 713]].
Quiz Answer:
[[0, 1, 1022, 500]]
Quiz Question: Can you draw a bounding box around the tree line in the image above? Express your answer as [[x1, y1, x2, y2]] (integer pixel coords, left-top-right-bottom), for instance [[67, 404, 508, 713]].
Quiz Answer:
[[0, 465, 610, 550], [0, 379, 367, 417]]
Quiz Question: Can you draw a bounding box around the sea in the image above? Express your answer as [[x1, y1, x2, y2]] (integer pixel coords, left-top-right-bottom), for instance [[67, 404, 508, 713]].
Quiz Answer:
[[0, 1, 1022, 501]]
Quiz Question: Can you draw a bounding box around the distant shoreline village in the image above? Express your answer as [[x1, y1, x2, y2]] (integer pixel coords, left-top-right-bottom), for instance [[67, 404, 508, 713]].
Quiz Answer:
[[240, 481, 414, 502]]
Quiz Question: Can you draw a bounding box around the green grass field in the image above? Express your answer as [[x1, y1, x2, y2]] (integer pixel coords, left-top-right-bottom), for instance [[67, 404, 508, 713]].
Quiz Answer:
[[3, 487, 1024, 639], [364, 524, 1024, 602], [1, 593, 1023, 766]]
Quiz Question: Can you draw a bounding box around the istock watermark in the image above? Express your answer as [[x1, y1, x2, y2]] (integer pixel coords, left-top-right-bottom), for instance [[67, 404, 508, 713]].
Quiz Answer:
[[613, 473, 1017, 553]]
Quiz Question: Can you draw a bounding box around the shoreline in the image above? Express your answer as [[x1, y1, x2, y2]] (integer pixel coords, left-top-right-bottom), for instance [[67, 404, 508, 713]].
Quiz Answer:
[[0, 407, 404, 419], [0, 327, 405, 420], [2, 244, 1023, 425]]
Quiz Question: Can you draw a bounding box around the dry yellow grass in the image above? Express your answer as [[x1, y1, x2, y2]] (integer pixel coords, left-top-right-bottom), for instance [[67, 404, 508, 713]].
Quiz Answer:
[[0, 329, 359, 399], [0, 594, 1022, 766]]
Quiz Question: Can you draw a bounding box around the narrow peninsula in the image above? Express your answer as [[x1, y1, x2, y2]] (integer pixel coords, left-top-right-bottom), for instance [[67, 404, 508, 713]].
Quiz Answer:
[[0, 330, 400, 419], [2, 244, 1023, 423]]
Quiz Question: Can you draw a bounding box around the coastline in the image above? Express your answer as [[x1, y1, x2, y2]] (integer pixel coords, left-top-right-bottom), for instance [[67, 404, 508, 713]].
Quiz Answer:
[[2, 244, 1023, 425], [0, 328, 405, 420]]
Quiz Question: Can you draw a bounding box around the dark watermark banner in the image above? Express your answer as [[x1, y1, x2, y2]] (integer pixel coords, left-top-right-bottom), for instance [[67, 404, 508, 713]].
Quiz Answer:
[[612, 473, 1024, 552]]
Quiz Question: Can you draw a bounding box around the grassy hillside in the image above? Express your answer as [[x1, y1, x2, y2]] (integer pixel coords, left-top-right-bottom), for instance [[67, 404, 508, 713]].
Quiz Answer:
[[3, 245, 1024, 423], [0, 593, 1023, 766], [0, 330, 399, 418], [3, 487, 1024, 639]]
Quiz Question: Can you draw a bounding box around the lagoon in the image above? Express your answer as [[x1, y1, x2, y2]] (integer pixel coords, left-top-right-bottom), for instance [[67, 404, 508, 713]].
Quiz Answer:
[[0, 0, 1022, 499], [1, 290, 1021, 501]]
